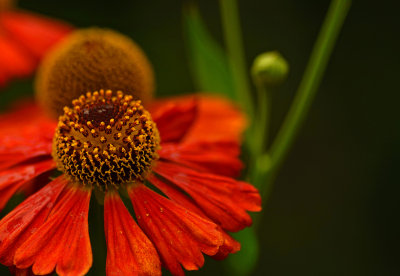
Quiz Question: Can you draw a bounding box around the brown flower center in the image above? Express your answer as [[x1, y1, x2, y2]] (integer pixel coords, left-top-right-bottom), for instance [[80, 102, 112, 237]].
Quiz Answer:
[[36, 28, 155, 119], [0, 0, 15, 11], [53, 90, 160, 190]]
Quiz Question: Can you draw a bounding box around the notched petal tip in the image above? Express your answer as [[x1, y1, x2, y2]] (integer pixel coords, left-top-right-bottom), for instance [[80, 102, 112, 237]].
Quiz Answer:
[[104, 191, 161, 276], [148, 174, 242, 259], [13, 185, 92, 276], [0, 176, 66, 266], [154, 161, 261, 232], [129, 185, 223, 276]]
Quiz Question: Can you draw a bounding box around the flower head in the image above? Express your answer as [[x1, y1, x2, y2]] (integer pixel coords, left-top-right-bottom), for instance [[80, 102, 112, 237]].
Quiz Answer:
[[0, 25, 261, 275], [0, 91, 260, 275]]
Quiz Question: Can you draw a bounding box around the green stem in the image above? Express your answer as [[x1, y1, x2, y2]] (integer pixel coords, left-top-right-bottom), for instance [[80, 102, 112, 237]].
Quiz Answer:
[[255, 82, 270, 152], [87, 198, 106, 276], [219, 0, 254, 119], [265, 0, 351, 196]]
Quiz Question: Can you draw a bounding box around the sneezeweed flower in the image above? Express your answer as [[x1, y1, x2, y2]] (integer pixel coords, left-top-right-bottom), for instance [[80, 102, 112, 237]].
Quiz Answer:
[[0, 0, 72, 87], [0, 27, 261, 275], [0, 91, 260, 276]]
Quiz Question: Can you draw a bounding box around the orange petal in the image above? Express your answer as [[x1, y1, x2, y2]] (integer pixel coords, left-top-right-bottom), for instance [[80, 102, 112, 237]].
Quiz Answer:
[[104, 192, 161, 276], [0, 102, 55, 170], [0, 11, 73, 59], [0, 132, 53, 171], [14, 185, 92, 276], [148, 174, 240, 259], [150, 97, 198, 143], [212, 232, 241, 260], [0, 34, 35, 82], [0, 101, 56, 132], [159, 140, 243, 177], [0, 70, 6, 87], [154, 161, 261, 232], [129, 185, 223, 276], [0, 158, 56, 211], [182, 95, 246, 144], [0, 176, 66, 266]]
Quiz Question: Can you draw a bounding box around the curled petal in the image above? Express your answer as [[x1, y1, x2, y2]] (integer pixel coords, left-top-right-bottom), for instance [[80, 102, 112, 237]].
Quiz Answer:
[[149, 97, 197, 143], [0, 176, 66, 266], [104, 192, 161, 276], [129, 185, 223, 276], [154, 161, 261, 232], [0, 159, 56, 211], [14, 185, 92, 276]]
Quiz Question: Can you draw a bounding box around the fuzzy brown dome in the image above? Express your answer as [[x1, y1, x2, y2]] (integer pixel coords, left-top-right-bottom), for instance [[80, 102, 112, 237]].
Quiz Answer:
[[36, 28, 155, 118], [0, 0, 14, 10]]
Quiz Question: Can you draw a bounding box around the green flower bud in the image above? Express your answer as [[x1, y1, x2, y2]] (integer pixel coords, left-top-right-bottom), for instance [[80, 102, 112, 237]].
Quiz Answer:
[[251, 51, 289, 86]]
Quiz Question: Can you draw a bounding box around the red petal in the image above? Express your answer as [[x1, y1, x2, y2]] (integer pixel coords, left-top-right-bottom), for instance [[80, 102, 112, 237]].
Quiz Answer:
[[159, 140, 243, 177], [0, 134, 53, 170], [104, 192, 161, 276], [182, 95, 247, 144], [0, 176, 66, 266], [0, 11, 73, 59], [14, 185, 92, 276], [129, 185, 223, 276], [148, 174, 240, 259], [149, 97, 197, 143], [0, 103, 55, 170], [212, 232, 241, 260], [0, 102, 48, 124], [0, 102, 56, 132], [0, 70, 6, 87], [154, 161, 261, 232], [0, 158, 56, 210], [147, 174, 206, 217], [0, 34, 35, 82]]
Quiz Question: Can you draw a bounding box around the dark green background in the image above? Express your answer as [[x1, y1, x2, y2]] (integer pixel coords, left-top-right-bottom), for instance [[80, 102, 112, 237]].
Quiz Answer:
[[1, 0, 399, 275]]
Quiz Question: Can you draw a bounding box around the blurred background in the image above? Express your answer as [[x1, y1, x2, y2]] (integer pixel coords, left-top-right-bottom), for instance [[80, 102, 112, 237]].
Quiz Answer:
[[0, 0, 399, 275]]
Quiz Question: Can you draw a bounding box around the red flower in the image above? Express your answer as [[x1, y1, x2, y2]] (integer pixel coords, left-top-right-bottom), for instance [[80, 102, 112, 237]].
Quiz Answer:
[[0, 92, 261, 276], [0, 9, 72, 87]]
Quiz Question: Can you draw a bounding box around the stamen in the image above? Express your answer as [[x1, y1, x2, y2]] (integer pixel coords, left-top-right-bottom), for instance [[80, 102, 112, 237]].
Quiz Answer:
[[53, 90, 160, 190]]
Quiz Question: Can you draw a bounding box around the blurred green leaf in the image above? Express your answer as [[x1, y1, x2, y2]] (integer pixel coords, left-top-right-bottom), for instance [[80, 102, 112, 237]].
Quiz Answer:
[[183, 5, 236, 100], [0, 78, 34, 111], [225, 227, 259, 276]]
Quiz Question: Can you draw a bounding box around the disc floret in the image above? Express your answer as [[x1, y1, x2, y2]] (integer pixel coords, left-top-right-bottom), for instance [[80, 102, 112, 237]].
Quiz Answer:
[[53, 89, 160, 190]]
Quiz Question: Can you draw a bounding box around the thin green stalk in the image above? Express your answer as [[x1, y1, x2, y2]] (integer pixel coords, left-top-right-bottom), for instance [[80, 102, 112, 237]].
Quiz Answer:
[[87, 197, 106, 276], [219, 0, 254, 119], [255, 83, 270, 152], [265, 0, 351, 195]]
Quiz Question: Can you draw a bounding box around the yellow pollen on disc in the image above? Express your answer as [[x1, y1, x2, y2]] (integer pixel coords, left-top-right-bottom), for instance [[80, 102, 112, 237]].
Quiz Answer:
[[53, 89, 160, 190]]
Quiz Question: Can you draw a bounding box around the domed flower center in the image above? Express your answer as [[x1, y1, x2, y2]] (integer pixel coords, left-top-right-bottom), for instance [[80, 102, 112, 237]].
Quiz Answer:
[[53, 90, 160, 190]]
